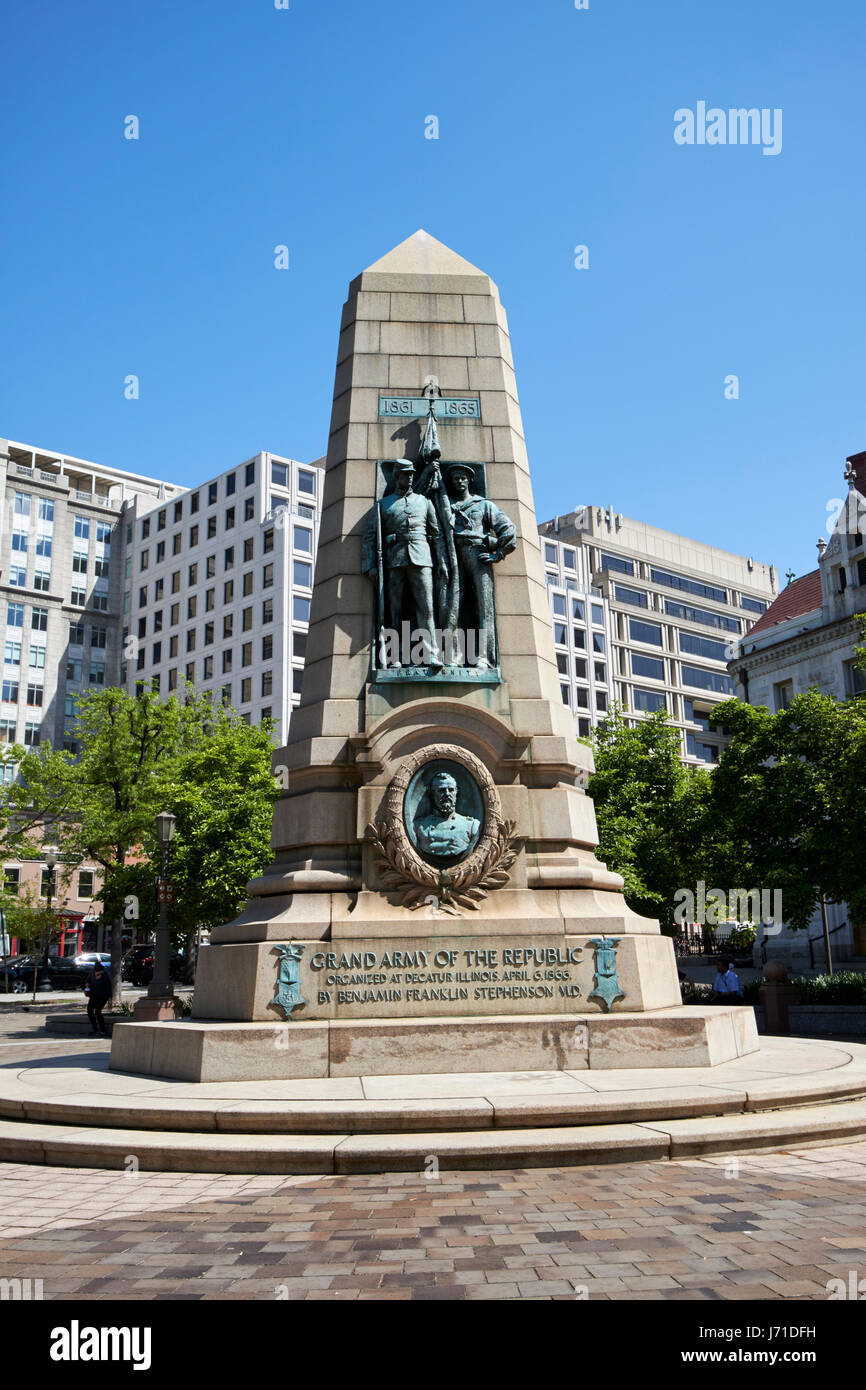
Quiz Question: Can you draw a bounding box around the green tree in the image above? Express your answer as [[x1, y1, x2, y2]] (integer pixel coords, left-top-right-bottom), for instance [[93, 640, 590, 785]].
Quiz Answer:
[[586, 707, 712, 931], [0, 686, 278, 1001], [707, 691, 866, 931]]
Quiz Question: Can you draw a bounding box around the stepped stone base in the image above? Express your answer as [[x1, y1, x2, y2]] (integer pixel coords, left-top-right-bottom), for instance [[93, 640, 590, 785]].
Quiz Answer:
[[109, 1005, 758, 1083]]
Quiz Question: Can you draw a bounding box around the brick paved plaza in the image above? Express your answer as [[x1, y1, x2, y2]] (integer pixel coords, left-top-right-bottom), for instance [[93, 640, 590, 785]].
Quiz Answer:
[[2, 1146, 865, 1301], [2, 1014, 865, 1302]]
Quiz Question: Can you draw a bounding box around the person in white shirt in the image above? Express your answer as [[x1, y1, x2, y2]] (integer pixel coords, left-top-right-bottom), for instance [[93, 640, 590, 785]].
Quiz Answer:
[[712, 960, 744, 1003]]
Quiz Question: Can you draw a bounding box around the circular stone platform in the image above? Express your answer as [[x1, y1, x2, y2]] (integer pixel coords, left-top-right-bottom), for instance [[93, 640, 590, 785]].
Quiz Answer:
[[2, 1037, 866, 1174]]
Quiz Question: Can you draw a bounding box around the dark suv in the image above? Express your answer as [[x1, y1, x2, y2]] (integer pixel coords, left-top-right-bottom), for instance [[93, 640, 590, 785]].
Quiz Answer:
[[122, 944, 185, 986]]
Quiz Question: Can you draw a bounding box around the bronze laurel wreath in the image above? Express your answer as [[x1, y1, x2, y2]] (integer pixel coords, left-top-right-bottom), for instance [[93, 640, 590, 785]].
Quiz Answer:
[[365, 817, 522, 915]]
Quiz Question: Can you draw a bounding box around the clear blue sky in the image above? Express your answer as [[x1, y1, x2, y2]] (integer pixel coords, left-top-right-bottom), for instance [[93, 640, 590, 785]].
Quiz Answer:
[[2, 0, 864, 582]]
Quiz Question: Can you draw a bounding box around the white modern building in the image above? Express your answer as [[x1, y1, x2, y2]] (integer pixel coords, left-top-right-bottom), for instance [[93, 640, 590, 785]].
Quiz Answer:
[[122, 452, 324, 741], [538, 505, 778, 762]]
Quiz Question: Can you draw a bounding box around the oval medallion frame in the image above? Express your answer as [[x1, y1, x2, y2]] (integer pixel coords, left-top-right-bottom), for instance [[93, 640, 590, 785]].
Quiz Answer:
[[382, 744, 502, 887]]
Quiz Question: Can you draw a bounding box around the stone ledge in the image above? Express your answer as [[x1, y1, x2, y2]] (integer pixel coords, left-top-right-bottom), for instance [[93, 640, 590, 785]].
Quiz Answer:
[[109, 1006, 758, 1082]]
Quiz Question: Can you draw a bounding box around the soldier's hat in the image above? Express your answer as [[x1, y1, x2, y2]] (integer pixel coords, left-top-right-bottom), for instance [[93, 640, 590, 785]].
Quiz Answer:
[[392, 458, 415, 474], [443, 461, 475, 480]]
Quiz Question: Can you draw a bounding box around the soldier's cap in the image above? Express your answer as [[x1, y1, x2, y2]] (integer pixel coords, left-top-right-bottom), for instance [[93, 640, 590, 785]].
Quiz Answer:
[[392, 458, 415, 473], [443, 461, 475, 478]]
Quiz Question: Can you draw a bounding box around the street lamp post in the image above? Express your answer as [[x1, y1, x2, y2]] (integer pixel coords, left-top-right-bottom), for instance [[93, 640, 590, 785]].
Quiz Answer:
[[150, 811, 176, 1001], [33, 845, 59, 1000], [133, 812, 179, 1021]]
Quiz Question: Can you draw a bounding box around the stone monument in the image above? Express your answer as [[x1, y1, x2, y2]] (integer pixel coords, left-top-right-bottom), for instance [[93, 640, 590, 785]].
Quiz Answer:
[[111, 231, 757, 1081]]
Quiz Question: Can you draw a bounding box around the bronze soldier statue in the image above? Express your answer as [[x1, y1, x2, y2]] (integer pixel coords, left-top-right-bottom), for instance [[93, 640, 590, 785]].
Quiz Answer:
[[444, 462, 516, 669], [363, 459, 445, 669]]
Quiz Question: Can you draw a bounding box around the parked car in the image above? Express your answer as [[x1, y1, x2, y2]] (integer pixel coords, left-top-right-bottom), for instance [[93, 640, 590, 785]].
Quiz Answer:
[[122, 944, 185, 986], [0, 954, 37, 994]]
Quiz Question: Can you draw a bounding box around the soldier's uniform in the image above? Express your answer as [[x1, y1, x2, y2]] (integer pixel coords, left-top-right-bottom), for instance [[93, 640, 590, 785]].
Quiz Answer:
[[363, 464, 443, 666], [449, 488, 516, 668]]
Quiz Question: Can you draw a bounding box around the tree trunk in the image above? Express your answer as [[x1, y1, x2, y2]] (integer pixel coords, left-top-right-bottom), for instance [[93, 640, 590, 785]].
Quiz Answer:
[[182, 927, 197, 986], [109, 917, 123, 1007]]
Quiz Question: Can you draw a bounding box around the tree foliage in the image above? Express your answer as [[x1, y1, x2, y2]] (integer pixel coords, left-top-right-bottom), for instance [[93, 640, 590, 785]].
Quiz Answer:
[[707, 690, 866, 930], [586, 707, 712, 931], [0, 687, 279, 989]]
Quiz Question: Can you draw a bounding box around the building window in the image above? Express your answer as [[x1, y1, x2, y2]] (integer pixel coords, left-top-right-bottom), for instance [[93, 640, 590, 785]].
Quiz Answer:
[[292, 668, 303, 694], [632, 653, 664, 681], [262, 671, 273, 697], [91, 627, 107, 649], [293, 526, 312, 554], [202, 655, 213, 680], [74, 516, 90, 541], [1, 682, 19, 703], [242, 607, 252, 632], [243, 571, 254, 596], [633, 688, 667, 713], [271, 461, 288, 487], [190, 525, 199, 547], [14, 492, 32, 516], [204, 623, 214, 646], [206, 555, 216, 579], [741, 595, 767, 614], [298, 470, 316, 495], [263, 598, 274, 624], [242, 642, 252, 667], [263, 529, 274, 555], [651, 568, 726, 604], [0, 720, 16, 743], [28, 647, 46, 670], [172, 533, 182, 556], [68, 620, 84, 644], [36, 535, 52, 557], [188, 563, 198, 586], [31, 608, 48, 632], [187, 596, 197, 620], [207, 516, 217, 540], [224, 547, 234, 570], [681, 664, 735, 695], [205, 588, 215, 612], [170, 603, 179, 627], [262, 634, 273, 661], [4, 641, 21, 665], [293, 631, 306, 659], [665, 599, 739, 633], [601, 553, 634, 576], [224, 581, 234, 605], [263, 563, 274, 588], [241, 677, 251, 703], [222, 649, 233, 673], [208, 482, 218, 506], [190, 491, 199, 514], [679, 631, 729, 662], [245, 461, 255, 487], [292, 596, 309, 623], [244, 497, 255, 522], [226, 472, 236, 496], [614, 585, 647, 608], [223, 614, 233, 639], [629, 617, 663, 647], [573, 657, 586, 679], [7, 604, 24, 628], [8, 567, 26, 588], [774, 679, 794, 711], [169, 635, 179, 658], [174, 500, 183, 523], [26, 683, 44, 707], [225, 507, 235, 529]]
